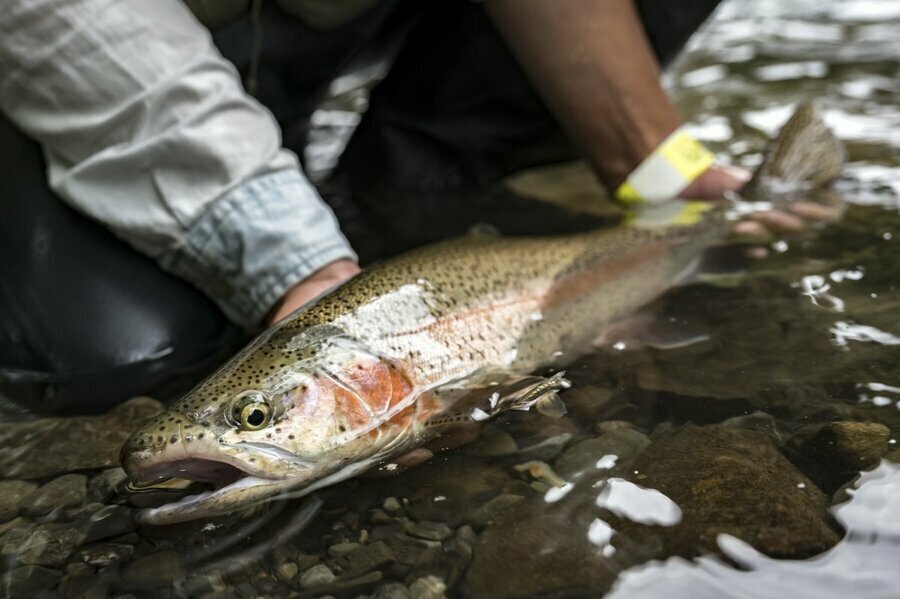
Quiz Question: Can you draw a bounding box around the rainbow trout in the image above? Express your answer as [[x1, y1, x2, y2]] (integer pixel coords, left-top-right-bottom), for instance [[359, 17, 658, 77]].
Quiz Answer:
[[121, 103, 842, 524]]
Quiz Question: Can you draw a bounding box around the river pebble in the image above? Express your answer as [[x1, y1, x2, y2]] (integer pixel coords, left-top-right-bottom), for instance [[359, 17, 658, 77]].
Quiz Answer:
[[328, 541, 361, 557], [0, 480, 37, 522], [383, 497, 403, 513], [341, 540, 396, 575], [554, 428, 650, 479], [122, 550, 185, 584], [86, 467, 128, 503], [300, 563, 336, 588], [464, 494, 525, 530], [1, 564, 63, 596], [77, 542, 134, 566], [374, 581, 414, 599], [21, 473, 88, 517], [16, 523, 84, 567], [410, 575, 447, 599], [409, 521, 453, 542], [275, 560, 299, 581]]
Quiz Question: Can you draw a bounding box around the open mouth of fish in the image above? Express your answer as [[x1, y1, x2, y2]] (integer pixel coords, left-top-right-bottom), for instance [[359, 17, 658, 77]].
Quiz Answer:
[[126, 451, 305, 524]]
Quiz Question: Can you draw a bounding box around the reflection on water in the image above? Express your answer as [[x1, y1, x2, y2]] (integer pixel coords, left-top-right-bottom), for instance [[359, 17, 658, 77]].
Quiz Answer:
[[2, 0, 899, 597], [610, 463, 900, 599]]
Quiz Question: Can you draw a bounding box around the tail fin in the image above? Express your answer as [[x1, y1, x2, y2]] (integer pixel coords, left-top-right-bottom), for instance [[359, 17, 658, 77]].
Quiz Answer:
[[745, 101, 845, 197]]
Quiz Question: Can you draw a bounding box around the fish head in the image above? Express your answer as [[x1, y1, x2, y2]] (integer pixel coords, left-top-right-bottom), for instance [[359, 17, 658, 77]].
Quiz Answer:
[[120, 324, 417, 524]]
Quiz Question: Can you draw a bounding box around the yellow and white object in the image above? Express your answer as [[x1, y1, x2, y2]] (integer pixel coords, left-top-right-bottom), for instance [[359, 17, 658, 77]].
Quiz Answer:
[[615, 129, 716, 205]]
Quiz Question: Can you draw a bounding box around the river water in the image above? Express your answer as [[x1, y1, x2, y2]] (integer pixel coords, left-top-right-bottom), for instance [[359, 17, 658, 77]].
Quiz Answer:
[[2, 0, 899, 597]]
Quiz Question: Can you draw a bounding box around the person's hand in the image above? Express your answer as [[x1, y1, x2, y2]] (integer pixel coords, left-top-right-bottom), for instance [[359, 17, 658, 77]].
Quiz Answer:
[[679, 164, 751, 200], [266, 259, 361, 324], [681, 165, 842, 239]]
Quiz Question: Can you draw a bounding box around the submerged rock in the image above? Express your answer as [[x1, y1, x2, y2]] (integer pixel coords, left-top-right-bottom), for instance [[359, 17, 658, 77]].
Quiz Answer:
[[554, 428, 651, 479], [0, 480, 37, 522], [300, 563, 336, 589], [410, 575, 447, 599], [1, 564, 62, 596], [797, 421, 890, 471], [0, 397, 163, 479], [622, 425, 841, 559], [21, 474, 87, 517]]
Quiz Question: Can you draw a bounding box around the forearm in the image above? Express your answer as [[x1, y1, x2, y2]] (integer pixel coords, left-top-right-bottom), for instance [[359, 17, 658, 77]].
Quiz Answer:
[[0, 0, 355, 326], [485, 0, 683, 190]]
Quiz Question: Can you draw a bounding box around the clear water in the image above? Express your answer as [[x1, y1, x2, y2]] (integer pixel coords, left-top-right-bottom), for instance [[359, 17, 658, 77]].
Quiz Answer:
[[2, 0, 899, 597]]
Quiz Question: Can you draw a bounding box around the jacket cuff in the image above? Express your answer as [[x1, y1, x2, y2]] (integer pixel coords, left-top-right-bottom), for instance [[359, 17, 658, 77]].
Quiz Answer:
[[159, 169, 357, 328]]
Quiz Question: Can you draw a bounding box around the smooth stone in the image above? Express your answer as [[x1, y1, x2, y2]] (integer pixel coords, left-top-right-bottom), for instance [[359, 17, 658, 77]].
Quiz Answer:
[[275, 561, 299, 581], [594, 420, 636, 435], [383, 497, 402, 513], [461, 429, 518, 457], [81, 505, 137, 543], [77, 542, 134, 566], [122, 550, 185, 583], [799, 421, 890, 470], [0, 516, 27, 537], [409, 521, 453, 542], [21, 473, 88, 516], [300, 564, 337, 589], [513, 461, 567, 487], [373, 582, 413, 599], [409, 575, 447, 599], [554, 428, 651, 479], [298, 571, 382, 598], [328, 541, 361, 557], [86, 468, 128, 503], [515, 433, 572, 462], [0, 480, 37, 521], [341, 540, 395, 576], [295, 553, 320, 571], [0, 397, 163, 479], [16, 524, 85, 567], [464, 494, 525, 530], [622, 425, 841, 558], [1, 565, 62, 596], [400, 457, 512, 522], [369, 509, 392, 524]]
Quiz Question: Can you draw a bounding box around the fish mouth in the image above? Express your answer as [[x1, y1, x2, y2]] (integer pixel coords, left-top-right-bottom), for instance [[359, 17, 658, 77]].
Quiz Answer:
[[124, 447, 312, 525]]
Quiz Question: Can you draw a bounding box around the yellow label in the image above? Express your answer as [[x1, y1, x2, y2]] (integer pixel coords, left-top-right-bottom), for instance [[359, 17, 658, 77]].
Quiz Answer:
[[658, 131, 716, 183]]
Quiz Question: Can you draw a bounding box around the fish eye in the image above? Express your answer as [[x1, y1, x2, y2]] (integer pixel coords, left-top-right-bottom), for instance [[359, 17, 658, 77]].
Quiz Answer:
[[226, 391, 275, 431], [240, 402, 270, 431]]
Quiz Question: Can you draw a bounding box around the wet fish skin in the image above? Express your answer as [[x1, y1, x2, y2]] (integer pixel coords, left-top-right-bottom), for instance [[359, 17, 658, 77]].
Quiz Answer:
[[120, 103, 842, 525]]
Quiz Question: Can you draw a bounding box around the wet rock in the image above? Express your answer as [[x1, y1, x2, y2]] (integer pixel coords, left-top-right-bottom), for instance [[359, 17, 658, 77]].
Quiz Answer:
[[340, 540, 395, 576], [624, 425, 841, 559], [21, 473, 88, 516], [1, 564, 63, 596], [554, 428, 651, 479], [463, 499, 612, 598], [410, 575, 447, 599], [121, 550, 185, 584], [409, 521, 453, 542], [401, 457, 511, 522], [374, 582, 413, 599], [383, 497, 402, 513], [594, 420, 636, 435], [81, 505, 136, 542], [86, 467, 128, 503], [461, 429, 518, 457], [369, 508, 392, 524], [464, 494, 525, 530], [798, 421, 890, 470], [0, 516, 27, 537], [275, 561, 299, 581], [328, 541, 361, 557], [0, 397, 163, 479], [0, 480, 37, 522], [515, 433, 572, 461], [300, 563, 336, 589], [295, 553, 320, 571], [513, 461, 567, 488], [298, 571, 382, 598], [16, 523, 85, 567], [77, 542, 134, 566]]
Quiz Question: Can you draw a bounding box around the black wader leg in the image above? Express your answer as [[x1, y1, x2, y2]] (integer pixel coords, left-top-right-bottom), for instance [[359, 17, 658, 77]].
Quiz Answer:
[[0, 116, 243, 416]]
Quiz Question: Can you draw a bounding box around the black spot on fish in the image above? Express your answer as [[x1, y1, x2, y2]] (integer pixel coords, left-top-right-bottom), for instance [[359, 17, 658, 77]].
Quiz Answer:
[[170, 435, 178, 444]]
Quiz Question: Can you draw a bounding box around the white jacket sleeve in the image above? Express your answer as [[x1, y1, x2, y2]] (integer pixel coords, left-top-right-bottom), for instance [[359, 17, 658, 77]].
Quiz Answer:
[[0, 0, 356, 327]]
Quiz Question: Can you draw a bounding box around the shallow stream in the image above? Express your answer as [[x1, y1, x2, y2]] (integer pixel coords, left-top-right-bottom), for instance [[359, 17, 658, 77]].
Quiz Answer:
[[2, 0, 899, 597]]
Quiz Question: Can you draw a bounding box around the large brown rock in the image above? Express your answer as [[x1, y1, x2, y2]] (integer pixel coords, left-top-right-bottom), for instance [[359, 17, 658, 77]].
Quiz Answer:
[[0, 397, 162, 479], [463, 425, 841, 597]]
